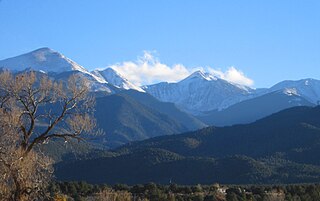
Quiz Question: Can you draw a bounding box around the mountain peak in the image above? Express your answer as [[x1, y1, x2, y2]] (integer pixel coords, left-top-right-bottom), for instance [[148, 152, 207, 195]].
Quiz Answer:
[[92, 68, 145, 92], [182, 70, 217, 82], [0, 47, 87, 73], [32, 47, 54, 52], [145, 69, 253, 113], [30, 47, 62, 62], [101, 67, 125, 79], [270, 78, 320, 104]]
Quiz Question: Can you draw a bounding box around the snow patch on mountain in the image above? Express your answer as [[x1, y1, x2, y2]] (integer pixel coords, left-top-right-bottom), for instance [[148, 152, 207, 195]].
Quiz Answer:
[[283, 88, 299, 96], [92, 68, 144, 92], [269, 78, 320, 104]]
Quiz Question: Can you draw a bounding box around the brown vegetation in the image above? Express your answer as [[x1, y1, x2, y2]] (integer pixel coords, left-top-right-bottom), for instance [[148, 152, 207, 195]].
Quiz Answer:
[[0, 71, 96, 200]]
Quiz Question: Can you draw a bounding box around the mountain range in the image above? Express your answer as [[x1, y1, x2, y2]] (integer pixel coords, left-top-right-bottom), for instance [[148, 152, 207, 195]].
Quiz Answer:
[[2, 47, 320, 185], [55, 106, 320, 184], [1, 47, 320, 147]]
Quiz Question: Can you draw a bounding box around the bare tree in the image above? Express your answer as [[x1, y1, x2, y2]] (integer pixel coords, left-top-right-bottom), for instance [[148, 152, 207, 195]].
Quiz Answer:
[[0, 71, 96, 200]]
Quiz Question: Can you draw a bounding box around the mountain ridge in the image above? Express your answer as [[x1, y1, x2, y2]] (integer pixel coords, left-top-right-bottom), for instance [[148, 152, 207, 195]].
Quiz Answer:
[[55, 106, 320, 184], [143, 70, 255, 114], [2, 47, 320, 141], [197, 89, 315, 126], [92, 68, 144, 92]]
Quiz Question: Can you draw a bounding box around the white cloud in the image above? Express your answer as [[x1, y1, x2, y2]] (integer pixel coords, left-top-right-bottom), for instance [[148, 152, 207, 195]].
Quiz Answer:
[[208, 67, 254, 87], [110, 51, 191, 86], [109, 51, 254, 87]]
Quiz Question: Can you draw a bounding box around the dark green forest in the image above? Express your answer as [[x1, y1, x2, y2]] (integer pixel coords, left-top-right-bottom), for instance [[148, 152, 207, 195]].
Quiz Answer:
[[55, 106, 320, 185]]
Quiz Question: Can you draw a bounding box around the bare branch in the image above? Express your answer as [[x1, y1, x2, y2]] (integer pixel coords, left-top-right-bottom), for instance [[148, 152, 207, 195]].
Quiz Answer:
[[0, 71, 96, 200]]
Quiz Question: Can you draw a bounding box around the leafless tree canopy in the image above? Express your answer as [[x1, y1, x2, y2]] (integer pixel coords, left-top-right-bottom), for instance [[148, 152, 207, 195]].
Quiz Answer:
[[0, 71, 96, 155], [0, 71, 97, 200]]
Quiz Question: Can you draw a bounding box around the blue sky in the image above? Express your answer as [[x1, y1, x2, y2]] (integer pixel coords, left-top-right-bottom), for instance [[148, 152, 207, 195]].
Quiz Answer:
[[0, 0, 319, 87]]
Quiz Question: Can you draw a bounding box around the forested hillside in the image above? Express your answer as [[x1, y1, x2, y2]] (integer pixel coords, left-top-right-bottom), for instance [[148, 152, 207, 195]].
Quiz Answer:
[[56, 106, 320, 184]]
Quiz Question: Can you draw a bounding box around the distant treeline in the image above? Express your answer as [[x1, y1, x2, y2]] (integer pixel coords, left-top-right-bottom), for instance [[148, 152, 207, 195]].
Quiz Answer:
[[49, 181, 320, 201]]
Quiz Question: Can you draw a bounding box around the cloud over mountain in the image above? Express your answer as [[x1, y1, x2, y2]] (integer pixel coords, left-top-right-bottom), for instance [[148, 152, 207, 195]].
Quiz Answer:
[[208, 67, 254, 87], [110, 51, 254, 87], [110, 51, 190, 86]]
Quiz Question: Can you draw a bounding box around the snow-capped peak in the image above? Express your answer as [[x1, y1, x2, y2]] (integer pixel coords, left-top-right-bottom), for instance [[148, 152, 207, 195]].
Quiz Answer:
[[182, 70, 218, 82], [92, 68, 145, 92], [179, 70, 252, 92], [0, 47, 109, 84], [0, 47, 90, 74], [144, 69, 254, 114]]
